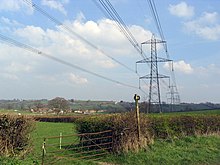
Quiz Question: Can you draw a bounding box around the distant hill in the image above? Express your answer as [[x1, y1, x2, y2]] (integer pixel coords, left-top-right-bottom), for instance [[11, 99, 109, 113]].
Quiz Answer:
[[0, 99, 219, 113]]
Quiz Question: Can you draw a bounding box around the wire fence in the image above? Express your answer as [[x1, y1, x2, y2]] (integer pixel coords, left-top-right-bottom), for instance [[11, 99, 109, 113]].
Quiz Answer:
[[41, 130, 113, 165]]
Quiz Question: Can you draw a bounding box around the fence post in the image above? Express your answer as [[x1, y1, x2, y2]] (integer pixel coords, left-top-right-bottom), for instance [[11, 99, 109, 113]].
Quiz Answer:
[[41, 138, 46, 165], [60, 133, 62, 149], [134, 94, 141, 144]]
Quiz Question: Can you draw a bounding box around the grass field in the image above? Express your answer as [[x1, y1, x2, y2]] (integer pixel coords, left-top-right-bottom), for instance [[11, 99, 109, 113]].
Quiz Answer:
[[1, 122, 98, 165], [0, 109, 220, 165], [27, 122, 95, 165], [165, 109, 220, 115], [1, 121, 219, 165], [147, 109, 220, 117], [104, 135, 220, 165]]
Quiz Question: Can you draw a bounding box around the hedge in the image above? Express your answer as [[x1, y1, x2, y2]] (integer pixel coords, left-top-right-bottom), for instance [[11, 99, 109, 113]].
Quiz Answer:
[[148, 115, 220, 139], [75, 113, 220, 153], [33, 115, 83, 123], [75, 112, 151, 153], [0, 114, 34, 157]]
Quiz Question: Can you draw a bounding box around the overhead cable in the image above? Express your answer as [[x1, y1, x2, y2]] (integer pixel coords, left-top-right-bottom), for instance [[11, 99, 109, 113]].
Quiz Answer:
[[0, 33, 140, 90], [23, 0, 136, 74], [93, 0, 150, 93], [146, 0, 180, 101], [93, 0, 147, 60]]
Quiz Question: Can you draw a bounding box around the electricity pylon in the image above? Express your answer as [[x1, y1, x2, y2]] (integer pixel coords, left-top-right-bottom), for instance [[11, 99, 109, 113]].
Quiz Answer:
[[167, 84, 181, 111], [136, 34, 171, 113]]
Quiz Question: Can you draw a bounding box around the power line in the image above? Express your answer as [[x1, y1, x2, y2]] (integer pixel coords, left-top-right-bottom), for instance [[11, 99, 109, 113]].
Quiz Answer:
[[93, 0, 146, 60], [22, 0, 150, 97], [93, 0, 156, 99], [0, 33, 141, 90], [100, 0, 177, 103], [23, 0, 136, 74], [93, 0, 171, 100], [146, 0, 180, 103], [147, 0, 165, 41]]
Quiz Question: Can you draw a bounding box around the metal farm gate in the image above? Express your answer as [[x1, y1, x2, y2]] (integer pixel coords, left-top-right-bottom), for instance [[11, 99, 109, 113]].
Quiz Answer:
[[41, 130, 113, 165]]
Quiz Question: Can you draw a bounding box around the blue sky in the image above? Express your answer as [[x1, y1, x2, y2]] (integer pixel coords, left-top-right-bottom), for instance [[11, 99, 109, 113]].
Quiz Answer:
[[0, 0, 219, 103]]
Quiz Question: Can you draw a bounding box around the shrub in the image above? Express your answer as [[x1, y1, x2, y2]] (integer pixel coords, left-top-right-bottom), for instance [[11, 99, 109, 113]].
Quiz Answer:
[[33, 115, 82, 123], [0, 114, 34, 157], [75, 113, 220, 153], [148, 115, 220, 139], [76, 112, 151, 153]]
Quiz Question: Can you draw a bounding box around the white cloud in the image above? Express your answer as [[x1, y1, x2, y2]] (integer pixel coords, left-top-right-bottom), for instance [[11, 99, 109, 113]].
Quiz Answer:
[[0, 0, 33, 14], [0, 16, 153, 95], [169, 1, 194, 18], [164, 60, 194, 74], [184, 12, 220, 40], [196, 64, 220, 76], [41, 0, 68, 15], [12, 16, 152, 70], [96, 60, 116, 68], [15, 25, 47, 46], [0, 17, 24, 34], [62, 18, 152, 51], [129, 25, 152, 44], [5, 62, 32, 73], [68, 73, 88, 85], [1, 17, 22, 27]]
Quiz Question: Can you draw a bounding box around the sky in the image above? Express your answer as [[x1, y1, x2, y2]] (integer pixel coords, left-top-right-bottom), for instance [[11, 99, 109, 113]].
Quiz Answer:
[[0, 0, 219, 103]]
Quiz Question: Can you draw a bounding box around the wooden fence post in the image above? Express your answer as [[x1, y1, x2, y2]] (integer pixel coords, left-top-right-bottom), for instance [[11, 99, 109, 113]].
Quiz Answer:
[[60, 132, 62, 149], [134, 94, 141, 144], [41, 138, 46, 165]]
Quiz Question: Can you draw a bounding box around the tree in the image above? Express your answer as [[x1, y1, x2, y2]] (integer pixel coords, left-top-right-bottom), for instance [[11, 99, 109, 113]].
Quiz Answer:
[[6, 103, 14, 110], [20, 103, 25, 110], [34, 101, 44, 110], [48, 97, 70, 113]]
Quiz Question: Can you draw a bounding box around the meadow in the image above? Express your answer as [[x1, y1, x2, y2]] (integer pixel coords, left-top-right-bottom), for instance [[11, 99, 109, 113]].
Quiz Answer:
[[0, 109, 220, 165], [148, 109, 220, 116]]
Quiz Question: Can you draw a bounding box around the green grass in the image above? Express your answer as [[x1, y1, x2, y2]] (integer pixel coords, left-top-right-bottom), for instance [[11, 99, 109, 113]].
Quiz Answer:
[[179, 109, 220, 115], [31, 122, 96, 165], [172, 109, 220, 115], [1, 109, 220, 164], [24, 122, 220, 165], [0, 122, 98, 165], [104, 135, 220, 165], [148, 109, 220, 117], [32, 122, 77, 156]]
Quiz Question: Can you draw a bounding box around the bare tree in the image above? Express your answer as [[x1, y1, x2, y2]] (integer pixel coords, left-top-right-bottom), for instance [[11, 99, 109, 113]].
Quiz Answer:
[[48, 97, 70, 115]]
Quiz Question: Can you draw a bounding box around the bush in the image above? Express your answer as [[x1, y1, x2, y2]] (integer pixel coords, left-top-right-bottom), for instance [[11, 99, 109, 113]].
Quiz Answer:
[[75, 113, 220, 153], [76, 112, 151, 153], [0, 114, 34, 157], [33, 115, 82, 123], [148, 115, 220, 139]]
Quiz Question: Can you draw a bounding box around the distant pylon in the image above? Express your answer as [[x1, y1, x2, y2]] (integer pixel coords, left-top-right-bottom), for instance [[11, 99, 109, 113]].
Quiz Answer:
[[136, 34, 171, 113], [167, 84, 181, 111]]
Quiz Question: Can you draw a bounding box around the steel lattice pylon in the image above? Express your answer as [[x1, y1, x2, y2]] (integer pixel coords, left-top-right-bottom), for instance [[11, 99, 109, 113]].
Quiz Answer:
[[166, 85, 181, 111], [137, 35, 171, 113]]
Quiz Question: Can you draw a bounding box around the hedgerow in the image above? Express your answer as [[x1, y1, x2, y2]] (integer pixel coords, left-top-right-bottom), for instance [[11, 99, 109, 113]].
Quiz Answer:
[[75, 113, 220, 153], [33, 115, 83, 123], [76, 112, 151, 153], [148, 115, 220, 139], [0, 114, 34, 157]]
